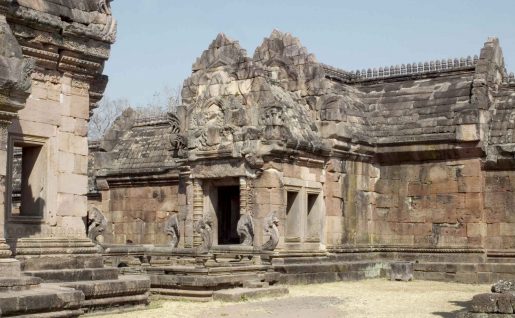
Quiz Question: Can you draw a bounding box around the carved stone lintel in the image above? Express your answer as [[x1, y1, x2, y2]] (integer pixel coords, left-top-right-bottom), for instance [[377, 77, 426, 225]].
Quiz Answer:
[[164, 214, 180, 248], [237, 214, 254, 246], [262, 211, 279, 251]]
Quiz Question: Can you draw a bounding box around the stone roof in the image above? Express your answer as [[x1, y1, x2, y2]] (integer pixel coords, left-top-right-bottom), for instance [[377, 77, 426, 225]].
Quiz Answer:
[[106, 115, 178, 173], [92, 31, 515, 183]]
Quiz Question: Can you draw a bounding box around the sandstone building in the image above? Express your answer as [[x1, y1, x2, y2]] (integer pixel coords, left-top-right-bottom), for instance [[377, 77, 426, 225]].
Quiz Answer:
[[0, 1, 149, 316], [90, 29, 515, 272], [2, 0, 515, 313]]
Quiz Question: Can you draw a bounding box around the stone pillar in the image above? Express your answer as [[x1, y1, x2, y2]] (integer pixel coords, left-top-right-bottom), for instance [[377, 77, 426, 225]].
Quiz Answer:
[[192, 179, 203, 247], [0, 117, 23, 276], [239, 177, 247, 216], [0, 14, 31, 273]]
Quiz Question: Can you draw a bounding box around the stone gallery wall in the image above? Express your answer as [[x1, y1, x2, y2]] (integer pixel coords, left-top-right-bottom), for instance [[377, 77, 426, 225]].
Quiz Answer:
[[89, 31, 515, 253], [483, 171, 515, 249], [104, 185, 179, 244], [372, 159, 484, 247]]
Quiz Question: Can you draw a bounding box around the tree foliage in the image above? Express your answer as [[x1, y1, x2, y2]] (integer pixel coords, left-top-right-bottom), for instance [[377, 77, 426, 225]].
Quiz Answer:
[[88, 85, 181, 141]]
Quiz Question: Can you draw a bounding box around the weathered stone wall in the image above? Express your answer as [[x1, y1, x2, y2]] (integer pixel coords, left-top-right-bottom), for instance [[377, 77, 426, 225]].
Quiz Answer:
[[253, 161, 325, 249], [371, 159, 484, 247], [7, 72, 91, 239], [104, 184, 179, 244], [483, 171, 515, 249], [0, 0, 115, 252], [89, 31, 515, 256]]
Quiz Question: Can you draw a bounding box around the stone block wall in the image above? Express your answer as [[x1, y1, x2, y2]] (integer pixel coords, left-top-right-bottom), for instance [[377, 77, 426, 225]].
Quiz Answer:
[[7, 74, 91, 240], [483, 171, 515, 249], [104, 185, 179, 244], [371, 159, 484, 247]]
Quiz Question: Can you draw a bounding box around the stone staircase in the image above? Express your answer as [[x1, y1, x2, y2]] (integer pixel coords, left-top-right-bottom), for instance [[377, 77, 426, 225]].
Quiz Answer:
[[13, 238, 150, 314], [0, 255, 83, 317]]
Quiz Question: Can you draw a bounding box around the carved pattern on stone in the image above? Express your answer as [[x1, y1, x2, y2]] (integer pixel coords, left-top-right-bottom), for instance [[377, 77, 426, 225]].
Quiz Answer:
[[237, 214, 254, 246], [246, 178, 256, 217], [164, 214, 180, 248], [168, 112, 187, 157], [192, 179, 203, 247], [353, 55, 478, 80], [87, 207, 107, 245], [190, 97, 238, 152], [260, 106, 289, 141], [262, 211, 279, 251]]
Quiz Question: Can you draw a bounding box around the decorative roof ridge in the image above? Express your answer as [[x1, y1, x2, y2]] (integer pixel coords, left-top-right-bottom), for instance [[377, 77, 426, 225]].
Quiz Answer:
[[353, 55, 479, 80]]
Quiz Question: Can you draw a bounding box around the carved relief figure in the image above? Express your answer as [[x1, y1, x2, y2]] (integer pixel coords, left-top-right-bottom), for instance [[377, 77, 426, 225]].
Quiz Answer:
[[262, 211, 279, 251], [168, 112, 187, 157], [260, 106, 290, 141], [189, 97, 243, 154], [237, 214, 254, 246], [164, 214, 180, 248], [194, 214, 213, 252], [88, 207, 108, 245]]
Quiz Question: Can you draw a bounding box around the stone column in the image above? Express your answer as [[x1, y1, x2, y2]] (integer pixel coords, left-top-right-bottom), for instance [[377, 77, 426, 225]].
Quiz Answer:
[[0, 119, 11, 256], [192, 179, 203, 247], [0, 115, 22, 276], [239, 177, 247, 216]]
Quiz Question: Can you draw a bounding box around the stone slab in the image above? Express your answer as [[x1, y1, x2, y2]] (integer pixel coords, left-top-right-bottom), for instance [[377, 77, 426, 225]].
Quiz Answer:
[[212, 286, 289, 302]]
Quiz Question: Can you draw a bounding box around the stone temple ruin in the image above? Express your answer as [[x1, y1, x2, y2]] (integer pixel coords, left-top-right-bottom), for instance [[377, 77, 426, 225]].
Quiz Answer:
[[88, 29, 515, 304], [0, 1, 150, 317], [1, 1, 515, 316]]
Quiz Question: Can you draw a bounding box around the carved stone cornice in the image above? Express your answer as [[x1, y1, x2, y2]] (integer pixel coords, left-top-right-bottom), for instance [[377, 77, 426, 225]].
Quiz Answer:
[[0, 0, 116, 110]]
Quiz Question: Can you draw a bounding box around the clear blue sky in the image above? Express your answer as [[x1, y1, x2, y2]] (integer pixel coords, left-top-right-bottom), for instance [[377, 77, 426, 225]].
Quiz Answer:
[[104, 0, 515, 106]]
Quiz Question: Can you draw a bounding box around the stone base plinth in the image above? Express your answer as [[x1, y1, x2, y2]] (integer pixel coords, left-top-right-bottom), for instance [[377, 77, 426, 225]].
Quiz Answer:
[[0, 258, 21, 277]]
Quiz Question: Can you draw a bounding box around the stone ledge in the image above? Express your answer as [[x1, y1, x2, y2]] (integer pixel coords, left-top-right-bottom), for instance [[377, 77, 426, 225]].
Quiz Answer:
[[24, 268, 119, 282], [212, 286, 289, 302]]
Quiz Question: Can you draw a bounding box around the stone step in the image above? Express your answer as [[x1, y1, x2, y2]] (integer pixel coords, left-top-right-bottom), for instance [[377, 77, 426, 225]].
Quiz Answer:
[[487, 257, 515, 263], [21, 255, 104, 271], [57, 275, 151, 312], [0, 276, 42, 292], [212, 286, 289, 302], [149, 271, 279, 289], [24, 268, 119, 282], [151, 288, 214, 299], [0, 283, 83, 317], [58, 275, 150, 299], [414, 262, 515, 284], [243, 280, 269, 288]]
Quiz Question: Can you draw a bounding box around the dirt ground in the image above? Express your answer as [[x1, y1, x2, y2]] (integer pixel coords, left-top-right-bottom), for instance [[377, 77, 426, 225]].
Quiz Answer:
[[95, 279, 489, 318]]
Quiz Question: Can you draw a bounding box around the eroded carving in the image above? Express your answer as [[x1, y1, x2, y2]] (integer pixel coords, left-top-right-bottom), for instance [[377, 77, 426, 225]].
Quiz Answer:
[[168, 112, 187, 157], [164, 214, 180, 248], [237, 214, 254, 246], [262, 211, 279, 251], [87, 207, 108, 245], [194, 214, 213, 252]]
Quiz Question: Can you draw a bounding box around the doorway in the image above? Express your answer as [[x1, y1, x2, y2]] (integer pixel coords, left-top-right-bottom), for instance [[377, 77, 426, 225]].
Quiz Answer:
[[216, 186, 240, 244]]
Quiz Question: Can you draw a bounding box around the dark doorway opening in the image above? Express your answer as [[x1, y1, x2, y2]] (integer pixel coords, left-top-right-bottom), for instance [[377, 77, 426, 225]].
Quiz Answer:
[[217, 186, 240, 244]]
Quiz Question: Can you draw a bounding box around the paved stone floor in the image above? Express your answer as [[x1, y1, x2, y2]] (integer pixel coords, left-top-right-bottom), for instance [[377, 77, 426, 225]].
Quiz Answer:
[[96, 279, 490, 318]]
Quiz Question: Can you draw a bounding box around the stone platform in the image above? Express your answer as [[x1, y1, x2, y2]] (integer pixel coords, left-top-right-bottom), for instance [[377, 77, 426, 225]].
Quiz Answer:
[[0, 256, 84, 317], [13, 239, 150, 314], [0, 283, 83, 318]]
